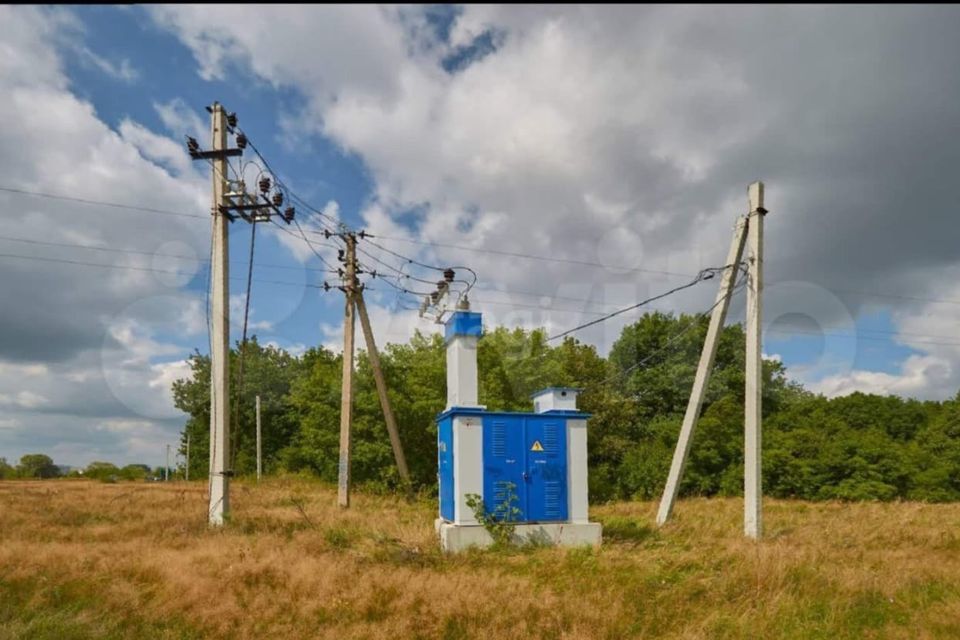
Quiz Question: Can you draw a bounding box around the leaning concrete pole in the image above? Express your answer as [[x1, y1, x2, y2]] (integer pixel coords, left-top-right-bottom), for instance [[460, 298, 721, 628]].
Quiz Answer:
[[744, 181, 766, 539], [355, 291, 411, 486], [657, 215, 748, 526], [208, 102, 231, 526]]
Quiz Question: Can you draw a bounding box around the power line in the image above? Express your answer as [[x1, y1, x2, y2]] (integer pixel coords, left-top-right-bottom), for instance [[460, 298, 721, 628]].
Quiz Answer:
[[367, 233, 960, 309], [355, 243, 471, 293], [0, 185, 206, 220], [766, 327, 960, 348], [0, 233, 337, 276], [826, 288, 960, 307], [360, 235, 478, 286], [228, 127, 481, 294], [232, 126, 343, 233], [231, 221, 258, 470], [365, 233, 693, 278], [471, 285, 654, 311], [583, 275, 750, 392], [286, 218, 340, 272], [546, 264, 741, 342], [0, 250, 330, 289]]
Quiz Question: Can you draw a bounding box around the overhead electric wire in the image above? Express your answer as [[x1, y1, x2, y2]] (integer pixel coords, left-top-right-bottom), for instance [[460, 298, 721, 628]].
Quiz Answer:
[[474, 299, 611, 316], [361, 235, 478, 282], [766, 327, 960, 348], [355, 244, 473, 294], [0, 250, 331, 289], [0, 185, 206, 219], [0, 233, 337, 275], [233, 126, 343, 233], [204, 126, 485, 305], [231, 221, 258, 470], [364, 233, 693, 279], [545, 263, 743, 342], [582, 273, 749, 392], [288, 218, 341, 272], [365, 267, 448, 298]]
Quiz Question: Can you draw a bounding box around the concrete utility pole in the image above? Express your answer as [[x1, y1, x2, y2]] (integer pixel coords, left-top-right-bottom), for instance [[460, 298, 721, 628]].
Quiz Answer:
[[337, 233, 358, 508], [256, 394, 262, 482], [186, 102, 291, 519], [657, 215, 748, 526], [356, 291, 411, 487], [209, 102, 231, 525], [655, 181, 768, 539], [744, 181, 766, 539], [185, 433, 190, 482]]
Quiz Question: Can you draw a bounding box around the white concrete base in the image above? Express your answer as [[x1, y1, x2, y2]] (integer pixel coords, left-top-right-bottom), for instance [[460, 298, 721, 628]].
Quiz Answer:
[[435, 519, 602, 553]]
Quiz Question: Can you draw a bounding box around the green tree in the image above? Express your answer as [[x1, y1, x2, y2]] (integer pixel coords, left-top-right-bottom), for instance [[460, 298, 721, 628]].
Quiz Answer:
[[0, 457, 13, 479], [167, 310, 960, 504], [17, 454, 60, 479], [119, 464, 150, 481], [84, 461, 120, 481], [174, 337, 307, 480]]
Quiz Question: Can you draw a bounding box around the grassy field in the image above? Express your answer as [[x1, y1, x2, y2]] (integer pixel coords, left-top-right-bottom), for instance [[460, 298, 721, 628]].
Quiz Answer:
[[1, 479, 959, 639]]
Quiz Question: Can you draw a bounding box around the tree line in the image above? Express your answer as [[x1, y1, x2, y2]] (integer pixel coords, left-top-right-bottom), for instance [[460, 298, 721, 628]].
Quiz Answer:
[[0, 455, 169, 481], [169, 312, 960, 503]]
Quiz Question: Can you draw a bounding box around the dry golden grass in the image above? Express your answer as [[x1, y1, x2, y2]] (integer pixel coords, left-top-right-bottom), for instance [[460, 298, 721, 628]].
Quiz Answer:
[[2, 478, 959, 639]]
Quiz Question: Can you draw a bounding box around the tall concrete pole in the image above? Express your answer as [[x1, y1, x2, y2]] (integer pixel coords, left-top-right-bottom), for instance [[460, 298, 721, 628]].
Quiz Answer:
[[165, 444, 170, 482], [355, 291, 411, 486], [185, 433, 190, 482], [744, 181, 766, 539], [337, 234, 357, 507], [657, 215, 748, 526], [256, 394, 262, 482], [208, 102, 231, 525]]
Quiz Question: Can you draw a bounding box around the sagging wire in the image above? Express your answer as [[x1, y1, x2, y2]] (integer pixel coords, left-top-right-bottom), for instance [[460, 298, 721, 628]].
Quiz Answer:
[[546, 262, 746, 342]]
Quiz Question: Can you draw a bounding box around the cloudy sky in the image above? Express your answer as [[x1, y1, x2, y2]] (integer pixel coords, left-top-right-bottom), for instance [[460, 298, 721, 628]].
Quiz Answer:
[[2, 5, 959, 467]]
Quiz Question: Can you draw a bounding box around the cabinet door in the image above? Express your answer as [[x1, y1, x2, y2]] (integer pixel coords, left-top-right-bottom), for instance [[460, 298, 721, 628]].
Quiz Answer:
[[524, 418, 568, 522], [438, 416, 454, 521], [482, 415, 526, 521]]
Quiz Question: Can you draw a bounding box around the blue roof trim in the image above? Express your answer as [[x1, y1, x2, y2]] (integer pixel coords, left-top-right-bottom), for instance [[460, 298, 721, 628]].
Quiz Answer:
[[444, 311, 482, 344], [437, 406, 591, 421], [530, 386, 582, 398]]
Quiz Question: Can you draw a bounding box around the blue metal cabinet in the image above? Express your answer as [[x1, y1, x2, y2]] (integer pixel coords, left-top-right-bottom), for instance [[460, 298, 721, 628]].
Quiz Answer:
[[524, 417, 567, 522], [482, 415, 568, 523], [438, 415, 455, 521]]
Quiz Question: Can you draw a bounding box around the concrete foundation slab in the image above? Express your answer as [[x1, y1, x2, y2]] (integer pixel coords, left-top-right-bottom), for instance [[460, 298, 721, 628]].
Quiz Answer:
[[435, 519, 602, 553]]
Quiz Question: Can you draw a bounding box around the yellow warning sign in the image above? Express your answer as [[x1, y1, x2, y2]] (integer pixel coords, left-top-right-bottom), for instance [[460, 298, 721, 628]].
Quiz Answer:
[[530, 440, 545, 452]]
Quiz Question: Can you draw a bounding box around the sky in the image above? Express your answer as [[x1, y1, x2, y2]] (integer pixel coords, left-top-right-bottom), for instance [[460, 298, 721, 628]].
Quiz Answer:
[[2, 5, 960, 468]]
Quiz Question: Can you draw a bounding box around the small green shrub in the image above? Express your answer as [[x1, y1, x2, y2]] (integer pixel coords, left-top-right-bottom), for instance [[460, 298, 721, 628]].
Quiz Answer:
[[465, 482, 521, 547]]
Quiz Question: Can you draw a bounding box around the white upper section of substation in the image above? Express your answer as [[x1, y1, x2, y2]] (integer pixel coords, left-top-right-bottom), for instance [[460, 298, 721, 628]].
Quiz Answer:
[[532, 387, 580, 414]]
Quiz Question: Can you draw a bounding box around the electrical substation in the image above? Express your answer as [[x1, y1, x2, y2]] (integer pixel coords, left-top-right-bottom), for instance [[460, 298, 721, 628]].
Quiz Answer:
[[435, 310, 602, 552], [189, 101, 770, 549]]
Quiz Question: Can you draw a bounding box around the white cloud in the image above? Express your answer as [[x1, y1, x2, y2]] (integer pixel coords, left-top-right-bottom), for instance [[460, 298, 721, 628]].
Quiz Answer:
[[154, 97, 207, 143], [96, 418, 157, 434], [118, 118, 195, 176], [804, 273, 960, 399], [77, 45, 139, 82], [150, 5, 775, 358], [269, 200, 342, 265], [810, 354, 953, 400], [0, 391, 48, 409], [150, 6, 960, 403], [0, 7, 209, 464]]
